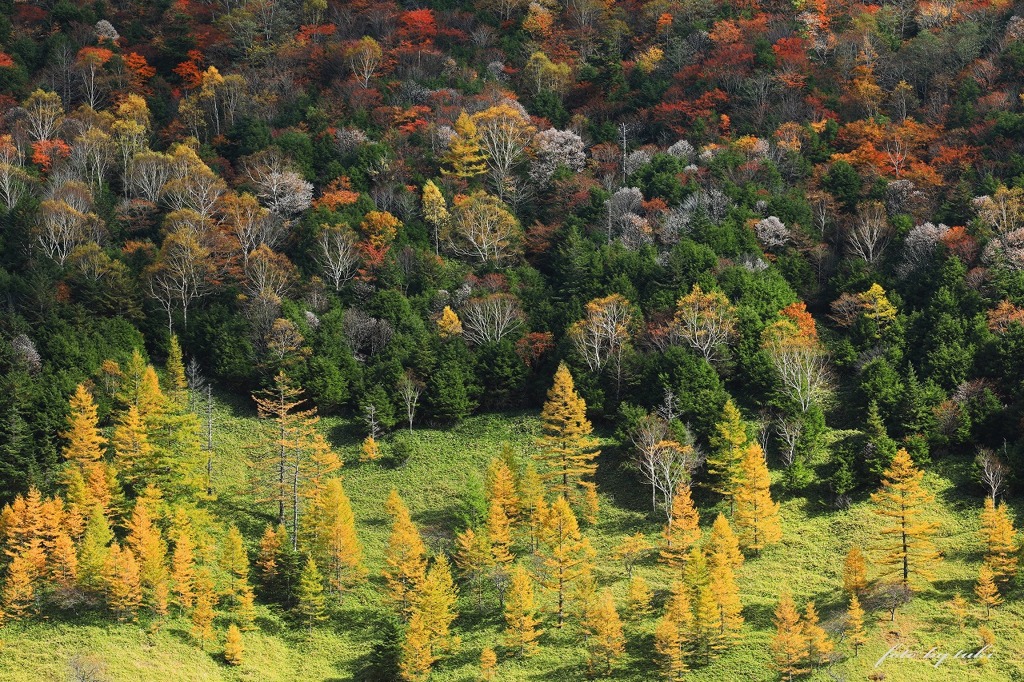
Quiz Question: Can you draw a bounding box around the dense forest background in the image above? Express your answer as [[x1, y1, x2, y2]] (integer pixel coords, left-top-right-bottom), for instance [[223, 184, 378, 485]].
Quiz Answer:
[[2, 0, 1024, 678]]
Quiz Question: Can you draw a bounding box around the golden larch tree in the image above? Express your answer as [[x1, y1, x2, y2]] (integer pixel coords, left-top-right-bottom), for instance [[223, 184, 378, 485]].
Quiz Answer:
[[842, 546, 869, 594], [706, 399, 748, 505], [654, 580, 693, 679], [733, 443, 782, 553], [454, 527, 493, 608], [585, 589, 625, 676], [708, 513, 743, 571], [224, 623, 244, 665], [535, 496, 595, 628], [870, 448, 940, 588], [980, 497, 1017, 583], [126, 496, 169, 615], [534, 363, 600, 504], [171, 528, 197, 611], [771, 591, 808, 681], [613, 532, 650, 578], [77, 505, 113, 591], [626, 574, 653, 619], [504, 564, 542, 657], [103, 543, 143, 621], [487, 500, 514, 566], [311, 478, 364, 592], [975, 564, 1001, 619], [399, 609, 436, 682], [488, 458, 519, 522], [2, 553, 36, 620], [418, 555, 459, 655], [191, 569, 218, 649], [802, 601, 833, 668], [479, 646, 498, 681], [441, 111, 488, 180], [383, 490, 428, 617], [847, 593, 867, 656], [660, 485, 701, 572], [709, 557, 743, 653]]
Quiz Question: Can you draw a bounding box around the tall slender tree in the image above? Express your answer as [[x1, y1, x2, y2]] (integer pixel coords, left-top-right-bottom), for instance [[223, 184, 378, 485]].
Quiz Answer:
[[733, 443, 782, 553], [504, 564, 542, 656], [382, 490, 428, 617], [870, 448, 940, 588], [534, 363, 600, 505]]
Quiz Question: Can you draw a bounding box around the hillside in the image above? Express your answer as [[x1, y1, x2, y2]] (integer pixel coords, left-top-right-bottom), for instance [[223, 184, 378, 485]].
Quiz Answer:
[[0, 399, 1019, 681]]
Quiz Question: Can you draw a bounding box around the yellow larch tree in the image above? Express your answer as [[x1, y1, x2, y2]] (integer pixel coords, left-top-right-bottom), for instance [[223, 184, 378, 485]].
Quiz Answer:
[[311, 478, 364, 592], [479, 646, 498, 681], [660, 485, 701, 573], [103, 543, 143, 621], [626, 574, 653, 619], [585, 589, 625, 676], [2, 553, 36, 620], [870, 448, 940, 588], [383, 490, 428, 617], [802, 601, 833, 668], [224, 623, 244, 665], [437, 306, 463, 338], [418, 555, 459, 655], [847, 592, 867, 655], [454, 527, 493, 608], [708, 513, 743, 571], [504, 564, 542, 657], [191, 569, 218, 649], [421, 180, 449, 254], [535, 362, 600, 505], [771, 591, 808, 681], [487, 500, 514, 566], [535, 496, 595, 628], [654, 580, 693, 679], [613, 532, 650, 578], [706, 399, 748, 506], [843, 546, 869, 594], [111, 405, 154, 493], [296, 558, 327, 628], [126, 491, 169, 615], [171, 527, 197, 611], [733, 443, 782, 554], [399, 609, 436, 682], [975, 564, 1001, 619], [61, 384, 112, 515], [442, 112, 488, 180], [488, 458, 519, 523], [709, 556, 744, 654], [980, 497, 1017, 583]]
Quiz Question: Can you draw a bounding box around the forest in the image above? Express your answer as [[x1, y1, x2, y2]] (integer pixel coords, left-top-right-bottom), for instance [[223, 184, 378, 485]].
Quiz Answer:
[[1, 0, 1024, 679]]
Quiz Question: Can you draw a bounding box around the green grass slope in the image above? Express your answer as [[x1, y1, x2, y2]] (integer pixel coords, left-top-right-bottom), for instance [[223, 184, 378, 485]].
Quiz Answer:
[[0, 396, 1020, 681]]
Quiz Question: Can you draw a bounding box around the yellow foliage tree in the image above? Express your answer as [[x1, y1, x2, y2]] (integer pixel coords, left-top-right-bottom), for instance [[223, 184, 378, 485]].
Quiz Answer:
[[733, 443, 782, 553], [536, 496, 595, 628], [437, 305, 463, 338], [709, 557, 744, 654], [585, 589, 626, 676], [442, 112, 488, 180], [843, 546, 869, 594], [421, 180, 449, 254], [535, 363, 600, 504], [224, 623, 244, 665], [359, 435, 380, 462], [418, 555, 459, 654], [2, 553, 36, 620], [487, 500, 514, 566], [311, 478, 364, 592], [626, 574, 653, 618], [802, 601, 833, 668], [504, 564, 542, 656], [975, 564, 1002, 619], [479, 646, 498, 681], [847, 592, 867, 655], [771, 591, 808, 681], [171, 529, 197, 611], [383, 490, 428, 617], [660, 486, 701, 572], [487, 458, 519, 522], [980, 497, 1018, 583], [706, 400, 748, 505], [103, 543, 143, 621], [654, 580, 692, 679], [870, 448, 940, 588], [708, 513, 743, 571], [191, 569, 218, 649], [399, 609, 436, 682], [613, 532, 650, 577]]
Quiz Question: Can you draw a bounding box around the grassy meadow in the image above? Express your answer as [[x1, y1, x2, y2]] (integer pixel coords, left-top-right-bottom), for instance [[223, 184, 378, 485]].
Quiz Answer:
[[0, 393, 1020, 682]]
